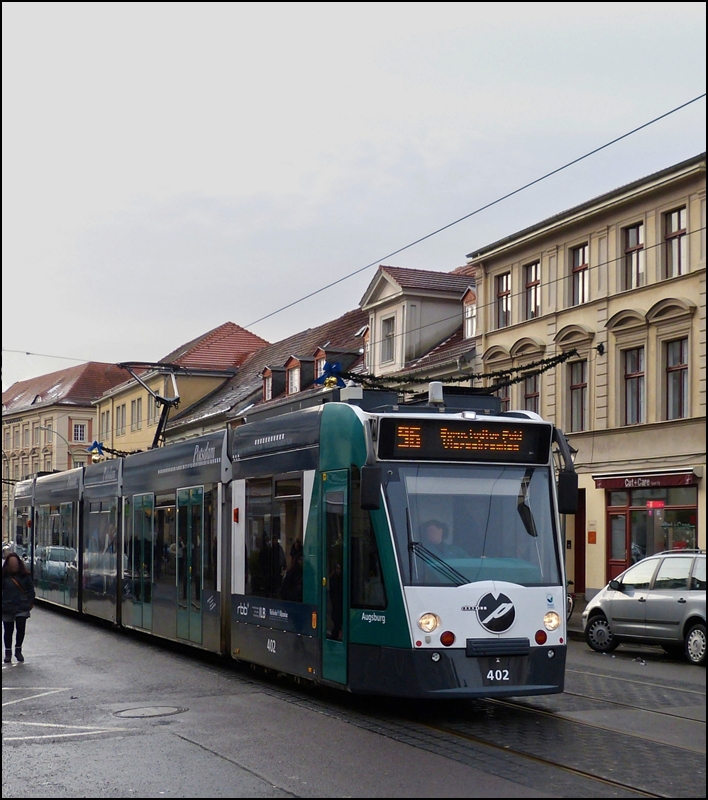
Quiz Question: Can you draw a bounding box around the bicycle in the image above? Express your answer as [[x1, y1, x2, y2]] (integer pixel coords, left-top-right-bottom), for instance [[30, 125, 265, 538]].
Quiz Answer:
[[566, 579, 575, 620]]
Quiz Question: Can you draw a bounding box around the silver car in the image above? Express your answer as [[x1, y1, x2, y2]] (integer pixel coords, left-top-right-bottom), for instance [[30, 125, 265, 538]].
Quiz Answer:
[[582, 550, 706, 666]]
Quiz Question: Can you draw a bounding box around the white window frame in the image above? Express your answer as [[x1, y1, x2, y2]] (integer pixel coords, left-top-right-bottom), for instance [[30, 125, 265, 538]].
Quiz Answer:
[[381, 316, 396, 363], [72, 423, 87, 443], [287, 367, 300, 395], [463, 302, 477, 339]]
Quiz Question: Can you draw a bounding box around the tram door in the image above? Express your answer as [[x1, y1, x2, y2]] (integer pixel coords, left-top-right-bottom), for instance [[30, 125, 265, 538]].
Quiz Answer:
[[321, 471, 349, 685], [176, 487, 203, 644], [128, 494, 154, 630]]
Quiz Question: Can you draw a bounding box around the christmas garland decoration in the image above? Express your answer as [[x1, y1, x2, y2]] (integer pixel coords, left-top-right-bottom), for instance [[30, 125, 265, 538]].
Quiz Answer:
[[337, 348, 579, 391]]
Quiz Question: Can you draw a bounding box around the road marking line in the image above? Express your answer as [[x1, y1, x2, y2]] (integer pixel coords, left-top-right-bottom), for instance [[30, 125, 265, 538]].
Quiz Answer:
[[2, 689, 70, 706], [3, 721, 133, 741]]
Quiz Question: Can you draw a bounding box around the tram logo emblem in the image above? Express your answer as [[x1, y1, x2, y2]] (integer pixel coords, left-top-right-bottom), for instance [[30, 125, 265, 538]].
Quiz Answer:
[[475, 592, 515, 633], [237, 602, 249, 616]]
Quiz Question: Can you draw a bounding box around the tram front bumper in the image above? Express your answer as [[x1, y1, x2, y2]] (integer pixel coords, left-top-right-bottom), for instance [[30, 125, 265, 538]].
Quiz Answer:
[[347, 642, 566, 699]]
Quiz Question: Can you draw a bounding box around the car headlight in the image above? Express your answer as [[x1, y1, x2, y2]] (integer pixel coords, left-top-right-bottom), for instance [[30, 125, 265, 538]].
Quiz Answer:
[[544, 611, 561, 631], [418, 613, 441, 633]]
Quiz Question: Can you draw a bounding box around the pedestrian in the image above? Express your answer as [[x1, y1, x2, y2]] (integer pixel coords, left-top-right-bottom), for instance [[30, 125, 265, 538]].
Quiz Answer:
[[2, 552, 35, 663]]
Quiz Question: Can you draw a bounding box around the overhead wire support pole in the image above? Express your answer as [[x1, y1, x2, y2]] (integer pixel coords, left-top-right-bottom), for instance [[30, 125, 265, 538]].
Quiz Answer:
[[116, 363, 181, 449]]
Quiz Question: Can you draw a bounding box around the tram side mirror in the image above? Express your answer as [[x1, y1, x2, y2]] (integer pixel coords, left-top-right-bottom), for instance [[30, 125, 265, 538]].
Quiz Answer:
[[557, 471, 578, 515], [360, 465, 382, 510]]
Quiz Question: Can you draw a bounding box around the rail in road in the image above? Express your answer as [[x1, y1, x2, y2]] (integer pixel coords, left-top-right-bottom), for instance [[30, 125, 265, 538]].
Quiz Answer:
[[2, 605, 705, 798]]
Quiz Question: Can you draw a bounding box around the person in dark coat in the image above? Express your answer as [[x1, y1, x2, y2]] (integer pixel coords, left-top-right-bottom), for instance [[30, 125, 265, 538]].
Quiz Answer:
[[280, 553, 304, 602], [2, 552, 35, 663]]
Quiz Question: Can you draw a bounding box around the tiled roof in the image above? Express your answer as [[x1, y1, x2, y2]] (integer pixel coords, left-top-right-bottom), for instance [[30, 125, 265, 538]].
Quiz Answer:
[[2, 363, 128, 414], [379, 265, 474, 293], [450, 264, 476, 278], [160, 322, 269, 369], [168, 308, 368, 429], [399, 326, 476, 375]]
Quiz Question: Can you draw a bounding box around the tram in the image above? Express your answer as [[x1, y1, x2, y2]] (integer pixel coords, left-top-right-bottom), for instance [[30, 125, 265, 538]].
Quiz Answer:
[[11, 385, 578, 698]]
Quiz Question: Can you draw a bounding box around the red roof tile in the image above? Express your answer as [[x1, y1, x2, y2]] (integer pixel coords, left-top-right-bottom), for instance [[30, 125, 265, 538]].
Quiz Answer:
[[2, 363, 128, 414], [379, 265, 474, 293], [160, 322, 269, 369]]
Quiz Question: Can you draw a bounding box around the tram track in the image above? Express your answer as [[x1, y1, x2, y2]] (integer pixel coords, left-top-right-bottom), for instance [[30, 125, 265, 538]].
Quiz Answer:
[[563, 666, 707, 723], [258, 660, 705, 799], [418, 716, 667, 799]]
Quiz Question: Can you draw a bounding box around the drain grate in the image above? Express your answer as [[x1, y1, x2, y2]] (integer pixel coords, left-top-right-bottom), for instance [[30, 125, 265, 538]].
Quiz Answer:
[[114, 706, 187, 718]]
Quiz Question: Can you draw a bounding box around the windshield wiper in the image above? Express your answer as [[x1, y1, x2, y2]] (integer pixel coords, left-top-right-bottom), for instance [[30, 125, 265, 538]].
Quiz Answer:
[[517, 467, 538, 538], [408, 541, 469, 586]]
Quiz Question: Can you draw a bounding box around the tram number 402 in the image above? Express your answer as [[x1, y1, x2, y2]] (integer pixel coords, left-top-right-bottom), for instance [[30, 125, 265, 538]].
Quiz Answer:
[[266, 638, 277, 654], [486, 668, 510, 681]]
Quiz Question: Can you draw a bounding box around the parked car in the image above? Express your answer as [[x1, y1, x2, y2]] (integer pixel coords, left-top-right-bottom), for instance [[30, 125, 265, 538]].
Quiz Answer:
[[582, 550, 706, 666]]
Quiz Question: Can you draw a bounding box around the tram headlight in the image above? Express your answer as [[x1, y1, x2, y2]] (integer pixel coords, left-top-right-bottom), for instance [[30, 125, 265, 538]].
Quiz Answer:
[[418, 613, 441, 633], [544, 611, 561, 631]]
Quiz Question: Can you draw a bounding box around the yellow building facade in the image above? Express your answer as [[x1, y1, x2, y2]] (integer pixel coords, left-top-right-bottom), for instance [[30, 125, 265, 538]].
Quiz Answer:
[[467, 153, 706, 598]]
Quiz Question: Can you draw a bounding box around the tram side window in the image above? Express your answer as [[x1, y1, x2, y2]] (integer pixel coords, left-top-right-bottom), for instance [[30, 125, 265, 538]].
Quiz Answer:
[[154, 493, 176, 588], [245, 476, 303, 601], [85, 501, 120, 593], [350, 468, 387, 610], [14, 511, 29, 558]]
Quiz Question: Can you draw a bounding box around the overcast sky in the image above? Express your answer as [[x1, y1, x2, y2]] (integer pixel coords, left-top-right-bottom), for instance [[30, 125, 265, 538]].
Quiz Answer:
[[2, 2, 706, 392]]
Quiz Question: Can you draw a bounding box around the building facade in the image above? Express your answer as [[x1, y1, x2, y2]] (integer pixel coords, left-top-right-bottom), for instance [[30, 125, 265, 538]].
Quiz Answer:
[[1, 362, 127, 541], [467, 153, 706, 597]]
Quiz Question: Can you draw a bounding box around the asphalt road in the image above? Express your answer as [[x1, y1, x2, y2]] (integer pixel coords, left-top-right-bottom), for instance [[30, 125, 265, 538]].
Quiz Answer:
[[2, 605, 705, 798]]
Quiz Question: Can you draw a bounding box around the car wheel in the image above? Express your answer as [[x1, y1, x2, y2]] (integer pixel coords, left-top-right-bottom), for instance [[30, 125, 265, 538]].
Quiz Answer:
[[685, 623, 707, 666], [585, 615, 619, 653]]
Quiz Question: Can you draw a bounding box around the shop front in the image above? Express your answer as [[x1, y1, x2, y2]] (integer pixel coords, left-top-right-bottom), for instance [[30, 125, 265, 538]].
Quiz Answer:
[[592, 469, 700, 580]]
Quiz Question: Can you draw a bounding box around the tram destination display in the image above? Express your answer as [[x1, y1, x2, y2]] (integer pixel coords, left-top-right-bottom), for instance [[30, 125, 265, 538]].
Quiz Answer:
[[377, 418, 551, 464]]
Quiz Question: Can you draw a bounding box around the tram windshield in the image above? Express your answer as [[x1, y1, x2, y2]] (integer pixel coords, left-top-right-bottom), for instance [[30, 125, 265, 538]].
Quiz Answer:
[[383, 463, 562, 587]]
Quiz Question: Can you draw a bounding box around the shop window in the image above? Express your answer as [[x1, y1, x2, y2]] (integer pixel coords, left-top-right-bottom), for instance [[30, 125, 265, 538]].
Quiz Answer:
[[606, 485, 698, 568]]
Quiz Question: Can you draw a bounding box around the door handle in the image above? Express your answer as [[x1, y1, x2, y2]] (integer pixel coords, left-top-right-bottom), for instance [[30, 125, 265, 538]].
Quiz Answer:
[[638, 597, 646, 602], [678, 598, 687, 603]]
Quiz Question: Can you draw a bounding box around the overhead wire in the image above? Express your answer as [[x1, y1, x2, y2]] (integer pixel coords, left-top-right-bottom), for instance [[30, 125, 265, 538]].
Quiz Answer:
[[362, 226, 705, 366], [245, 93, 706, 328], [3, 94, 705, 378]]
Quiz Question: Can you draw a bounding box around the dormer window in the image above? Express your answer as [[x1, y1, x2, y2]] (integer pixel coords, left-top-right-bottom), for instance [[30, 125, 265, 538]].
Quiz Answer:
[[381, 316, 395, 363], [464, 302, 477, 339], [287, 366, 300, 395], [264, 374, 273, 401], [462, 287, 477, 340], [315, 357, 326, 381]]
